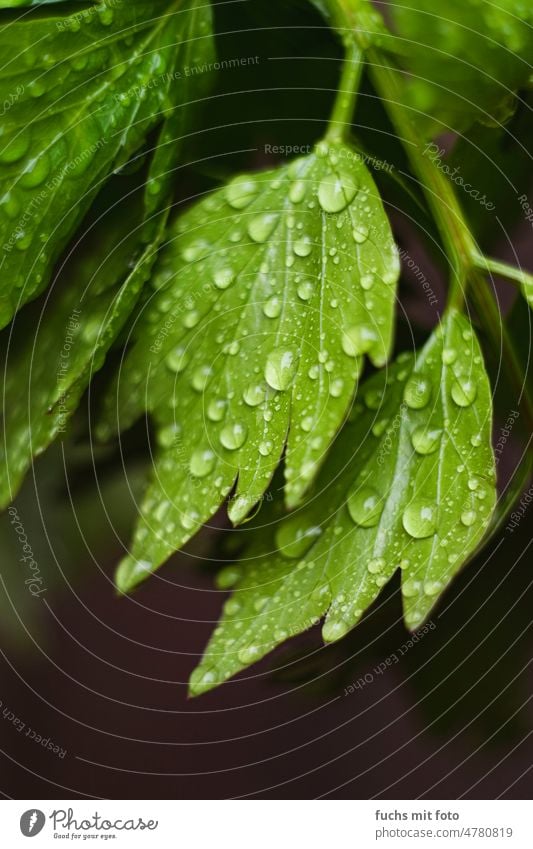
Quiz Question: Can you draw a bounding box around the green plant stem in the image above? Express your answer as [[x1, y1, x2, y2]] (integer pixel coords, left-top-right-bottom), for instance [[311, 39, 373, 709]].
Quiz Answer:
[[325, 38, 363, 143]]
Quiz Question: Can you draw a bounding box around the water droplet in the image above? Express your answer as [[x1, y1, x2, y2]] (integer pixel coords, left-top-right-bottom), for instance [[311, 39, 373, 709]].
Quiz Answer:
[[243, 383, 266, 406], [220, 422, 248, 450], [353, 224, 369, 244], [347, 486, 384, 527], [226, 175, 258, 209], [1, 191, 21, 219], [217, 566, 241, 589], [190, 448, 215, 478], [404, 376, 432, 409], [265, 348, 298, 391], [361, 273, 375, 291], [371, 418, 388, 437], [237, 645, 261, 664], [368, 557, 385, 574], [423, 580, 443, 596], [329, 378, 344, 398], [289, 180, 306, 203], [189, 667, 217, 694], [224, 597, 241, 615], [0, 134, 30, 164], [214, 267, 235, 290], [183, 310, 200, 329], [364, 388, 385, 410], [248, 212, 279, 243], [317, 169, 358, 213], [322, 618, 352, 642], [297, 280, 314, 300], [402, 579, 421, 598], [259, 440, 273, 456], [341, 325, 377, 357], [402, 499, 437, 538], [157, 423, 180, 448], [97, 3, 114, 24], [460, 509, 477, 527], [181, 239, 210, 263], [411, 426, 442, 455], [191, 365, 213, 392], [451, 379, 477, 407], [276, 522, 322, 559], [293, 237, 312, 257], [263, 296, 281, 318], [20, 154, 50, 188], [442, 347, 457, 365]]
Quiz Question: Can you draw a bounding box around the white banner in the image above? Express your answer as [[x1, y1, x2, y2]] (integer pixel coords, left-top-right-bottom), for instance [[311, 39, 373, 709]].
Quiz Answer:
[[0, 800, 531, 847]]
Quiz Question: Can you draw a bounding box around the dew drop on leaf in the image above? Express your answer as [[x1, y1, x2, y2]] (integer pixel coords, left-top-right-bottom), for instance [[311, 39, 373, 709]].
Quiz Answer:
[[460, 509, 477, 527], [423, 580, 443, 597], [451, 379, 477, 407], [20, 154, 51, 188], [289, 180, 306, 203], [352, 224, 369, 244], [237, 645, 261, 663], [189, 448, 215, 478], [368, 557, 386, 574], [341, 324, 378, 357], [0, 134, 30, 164], [243, 383, 266, 406], [191, 365, 212, 392], [247, 212, 279, 243], [297, 280, 314, 300], [317, 169, 358, 213], [322, 618, 352, 642], [213, 267, 235, 290], [157, 423, 180, 448], [293, 237, 313, 257], [263, 296, 281, 318], [226, 175, 259, 209], [276, 522, 322, 559], [442, 347, 457, 365], [403, 376, 432, 409], [207, 398, 227, 421]]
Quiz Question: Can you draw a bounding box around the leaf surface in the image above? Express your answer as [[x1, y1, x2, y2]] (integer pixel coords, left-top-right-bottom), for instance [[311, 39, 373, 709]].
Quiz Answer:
[[190, 310, 496, 694], [104, 140, 400, 592]]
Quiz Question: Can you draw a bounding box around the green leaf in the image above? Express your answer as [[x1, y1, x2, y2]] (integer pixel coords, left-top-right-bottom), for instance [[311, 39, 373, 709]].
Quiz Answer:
[[0, 0, 213, 327], [0, 199, 166, 509], [389, 0, 533, 135], [103, 139, 400, 593], [189, 309, 496, 695]]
